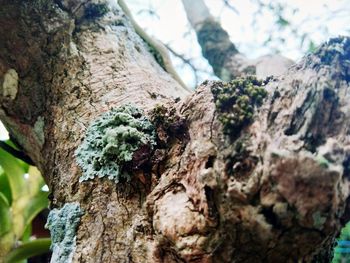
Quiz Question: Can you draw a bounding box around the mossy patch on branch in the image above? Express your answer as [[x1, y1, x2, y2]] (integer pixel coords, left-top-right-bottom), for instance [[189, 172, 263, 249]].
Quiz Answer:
[[75, 104, 156, 183], [45, 203, 83, 263], [211, 76, 268, 137]]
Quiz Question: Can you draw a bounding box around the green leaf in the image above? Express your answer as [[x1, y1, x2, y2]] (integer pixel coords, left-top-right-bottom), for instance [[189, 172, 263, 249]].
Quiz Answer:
[[0, 147, 26, 201], [21, 223, 32, 242], [0, 171, 12, 205], [11, 166, 48, 238], [0, 192, 11, 237], [22, 167, 48, 231], [23, 191, 48, 232], [4, 238, 51, 263]]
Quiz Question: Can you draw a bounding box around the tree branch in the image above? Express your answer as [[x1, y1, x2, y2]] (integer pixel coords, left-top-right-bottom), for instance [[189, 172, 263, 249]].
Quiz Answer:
[[181, 0, 294, 80]]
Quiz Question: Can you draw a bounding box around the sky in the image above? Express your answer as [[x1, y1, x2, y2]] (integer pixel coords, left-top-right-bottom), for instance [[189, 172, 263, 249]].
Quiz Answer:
[[127, 0, 350, 87]]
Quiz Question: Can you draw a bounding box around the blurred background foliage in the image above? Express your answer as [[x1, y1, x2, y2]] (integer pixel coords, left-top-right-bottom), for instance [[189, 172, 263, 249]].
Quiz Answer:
[[0, 139, 50, 262], [0, 0, 350, 262]]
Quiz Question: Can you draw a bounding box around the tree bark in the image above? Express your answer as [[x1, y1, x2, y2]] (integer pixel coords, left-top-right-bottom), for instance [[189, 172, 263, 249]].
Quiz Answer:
[[0, 1, 349, 262]]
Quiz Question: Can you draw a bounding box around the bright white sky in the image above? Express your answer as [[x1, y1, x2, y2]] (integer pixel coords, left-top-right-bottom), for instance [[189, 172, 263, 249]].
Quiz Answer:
[[127, 0, 350, 87], [0, 0, 349, 139]]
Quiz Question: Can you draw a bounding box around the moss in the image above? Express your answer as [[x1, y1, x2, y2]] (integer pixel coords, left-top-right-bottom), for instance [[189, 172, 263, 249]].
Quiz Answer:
[[84, 3, 109, 20], [75, 104, 156, 183], [211, 76, 268, 137], [45, 203, 83, 263]]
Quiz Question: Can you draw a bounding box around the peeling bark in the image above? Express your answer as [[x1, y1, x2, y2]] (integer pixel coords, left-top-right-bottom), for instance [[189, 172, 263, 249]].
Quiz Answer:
[[0, 1, 349, 262]]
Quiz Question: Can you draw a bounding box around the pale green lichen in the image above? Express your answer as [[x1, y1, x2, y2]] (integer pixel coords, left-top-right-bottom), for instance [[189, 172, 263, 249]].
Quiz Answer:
[[75, 104, 156, 183], [45, 202, 83, 263], [1, 69, 18, 100]]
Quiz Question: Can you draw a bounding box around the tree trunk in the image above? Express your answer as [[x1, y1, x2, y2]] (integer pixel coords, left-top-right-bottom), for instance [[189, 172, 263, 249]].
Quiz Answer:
[[0, 1, 349, 262]]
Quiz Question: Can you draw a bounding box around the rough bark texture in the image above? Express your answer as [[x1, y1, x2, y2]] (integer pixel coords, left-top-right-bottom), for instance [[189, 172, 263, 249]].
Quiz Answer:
[[0, 0, 350, 262]]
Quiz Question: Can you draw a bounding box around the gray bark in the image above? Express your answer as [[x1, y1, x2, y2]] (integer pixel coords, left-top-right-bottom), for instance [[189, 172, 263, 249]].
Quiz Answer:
[[0, 0, 349, 262]]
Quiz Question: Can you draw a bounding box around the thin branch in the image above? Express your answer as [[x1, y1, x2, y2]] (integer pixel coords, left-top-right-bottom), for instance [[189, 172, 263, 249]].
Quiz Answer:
[[222, 0, 239, 15], [164, 43, 200, 86]]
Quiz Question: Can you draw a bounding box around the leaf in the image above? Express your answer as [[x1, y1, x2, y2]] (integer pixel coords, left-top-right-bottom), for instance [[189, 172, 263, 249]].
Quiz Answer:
[[0, 147, 26, 201], [21, 223, 32, 242], [12, 166, 48, 238], [23, 191, 48, 232], [22, 167, 48, 231], [0, 171, 12, 205], [4, 238, 51, 263], [0, 192, 11, 237]]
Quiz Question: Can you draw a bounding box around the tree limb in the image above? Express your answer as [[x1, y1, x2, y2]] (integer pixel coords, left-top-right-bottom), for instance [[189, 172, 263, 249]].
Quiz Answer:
[[118, 0, 191, 92], [181, 0, 294, 80]]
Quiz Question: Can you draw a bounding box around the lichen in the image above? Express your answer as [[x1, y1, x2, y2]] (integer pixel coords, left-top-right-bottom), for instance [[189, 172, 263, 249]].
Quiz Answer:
[[211, 76, 268, 137], [1, 68, 18, 100], [75, 104, 156, 183], [45, 202, 83, 263]]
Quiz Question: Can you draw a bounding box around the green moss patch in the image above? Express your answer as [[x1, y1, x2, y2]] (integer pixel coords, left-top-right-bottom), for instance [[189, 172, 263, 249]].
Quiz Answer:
[[75, 104, 156, 183], [211, 76, 267, 137]]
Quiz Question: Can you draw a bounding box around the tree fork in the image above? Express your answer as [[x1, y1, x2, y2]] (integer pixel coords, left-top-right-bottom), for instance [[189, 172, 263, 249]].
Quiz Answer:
[[0, 0, 349, 262]]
